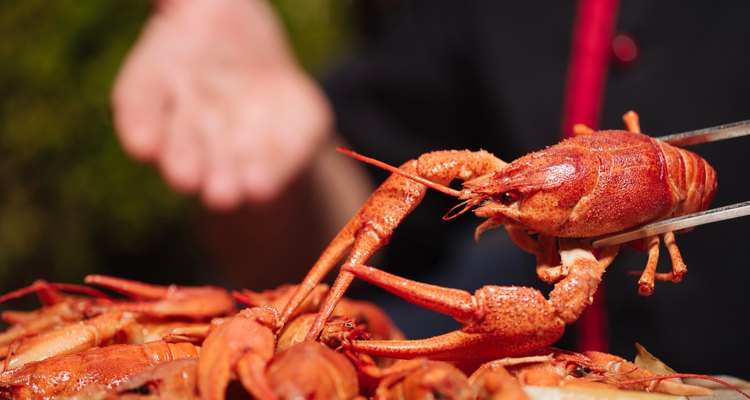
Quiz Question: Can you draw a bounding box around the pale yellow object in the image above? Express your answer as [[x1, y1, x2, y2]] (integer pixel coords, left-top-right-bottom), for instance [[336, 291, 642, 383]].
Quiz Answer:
[[524, 386, 688, 400]]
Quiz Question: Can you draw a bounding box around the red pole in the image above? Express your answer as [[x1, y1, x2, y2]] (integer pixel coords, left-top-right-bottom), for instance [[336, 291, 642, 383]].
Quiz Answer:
[[561, 0, 619, 352]]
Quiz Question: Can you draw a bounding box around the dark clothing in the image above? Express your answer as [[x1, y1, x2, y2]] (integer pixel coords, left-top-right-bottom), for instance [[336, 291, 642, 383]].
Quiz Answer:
[[324, 0, 750, 377]]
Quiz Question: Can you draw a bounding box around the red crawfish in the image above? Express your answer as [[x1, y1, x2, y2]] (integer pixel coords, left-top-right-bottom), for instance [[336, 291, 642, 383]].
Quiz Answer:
[[468, 348, 716, 398], [278, 111, 716, 363], [0, 341, 199, 399]]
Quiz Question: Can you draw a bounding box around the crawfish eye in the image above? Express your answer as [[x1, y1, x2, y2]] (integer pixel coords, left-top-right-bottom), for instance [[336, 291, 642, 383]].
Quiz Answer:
[[497, 189, 520, 204], [569, 365, 592, 378], [127, 384, 154, 395]]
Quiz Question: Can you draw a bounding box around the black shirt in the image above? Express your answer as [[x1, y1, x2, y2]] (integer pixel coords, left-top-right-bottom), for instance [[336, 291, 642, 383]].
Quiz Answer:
[[325, 0, 750, 377]]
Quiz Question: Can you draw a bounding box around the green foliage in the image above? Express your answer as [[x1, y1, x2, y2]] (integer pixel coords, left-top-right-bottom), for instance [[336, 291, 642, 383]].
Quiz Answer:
[[0, 1, 178, 288], [0, 0, 354, 290], [273, 0, 357, 73]]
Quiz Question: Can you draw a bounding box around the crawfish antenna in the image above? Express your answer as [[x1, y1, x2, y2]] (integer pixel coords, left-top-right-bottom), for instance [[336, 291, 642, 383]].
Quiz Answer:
[[443, 198, 481, 220], [337, 147, 463, 198]]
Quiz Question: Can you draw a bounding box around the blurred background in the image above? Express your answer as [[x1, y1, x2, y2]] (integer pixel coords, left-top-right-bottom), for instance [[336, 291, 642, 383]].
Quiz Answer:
[[0, 0, 355, 292], [2, 0, 750, 379]]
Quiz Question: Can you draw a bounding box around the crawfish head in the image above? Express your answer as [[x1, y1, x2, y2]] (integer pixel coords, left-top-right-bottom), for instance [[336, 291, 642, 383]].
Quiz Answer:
[[456, 145, 598, 238]]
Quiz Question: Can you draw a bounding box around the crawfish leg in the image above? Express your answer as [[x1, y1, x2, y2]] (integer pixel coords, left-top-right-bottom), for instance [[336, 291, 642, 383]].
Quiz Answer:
[[597, 244, 621, 270], [636, 232, 689, 295], [504, 225, 539, 254], [623, 110, 641, 133], [280, 150, 506, 340], [549, 239, 608, 324], [505, 229, 568, 285], [572, 123, 596, 135], [656, 231, 687, 283], [637, 235, 661, 296], [535, 234, 564, 284]]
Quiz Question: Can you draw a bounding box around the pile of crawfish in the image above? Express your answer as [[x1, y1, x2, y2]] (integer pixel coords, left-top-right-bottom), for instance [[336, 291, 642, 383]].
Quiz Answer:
[[3, 112, 749, 398], [0, 275, 727, 399]]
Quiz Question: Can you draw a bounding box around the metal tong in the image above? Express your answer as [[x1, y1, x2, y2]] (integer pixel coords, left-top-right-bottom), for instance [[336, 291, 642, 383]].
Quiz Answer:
[[591, 119, 750, 248]]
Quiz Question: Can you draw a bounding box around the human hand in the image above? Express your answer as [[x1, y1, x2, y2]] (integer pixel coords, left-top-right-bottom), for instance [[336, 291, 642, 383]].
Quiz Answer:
[[111, 0, 332, 210]]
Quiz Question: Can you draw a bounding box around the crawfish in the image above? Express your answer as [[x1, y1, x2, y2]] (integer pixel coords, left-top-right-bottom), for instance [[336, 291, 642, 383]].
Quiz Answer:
[[236, 283, 404, 342], [1, 310, 136, 372], [104, 358, 200, 399], [0, 276, 232, 373], [0, 280, 113, 349], [277, 313, 368, 354], [0, 340, 199, 399], [197, 305, 373, 400], [469, 348, 716, 398], [279, 111, 716, 362], [266, 341, 360, 400], [198, 306, 279, 400], [361, 358, 473, 400], [84, 274, 236, 320]]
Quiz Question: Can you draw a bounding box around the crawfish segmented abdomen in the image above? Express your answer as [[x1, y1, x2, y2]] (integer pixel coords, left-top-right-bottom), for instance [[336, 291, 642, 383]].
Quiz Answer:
[[656, 139, 717, 218]]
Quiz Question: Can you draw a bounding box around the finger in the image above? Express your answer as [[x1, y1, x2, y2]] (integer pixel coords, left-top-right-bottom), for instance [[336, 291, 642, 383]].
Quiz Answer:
[[237, 146, 282, 204], [235, 74, 332, 203], [231, 99, 284, 203], [199, 106, 244, 211], [110, 42, 167, 162], [203, 164, 244, 211], [159, 94, 205, 194]]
